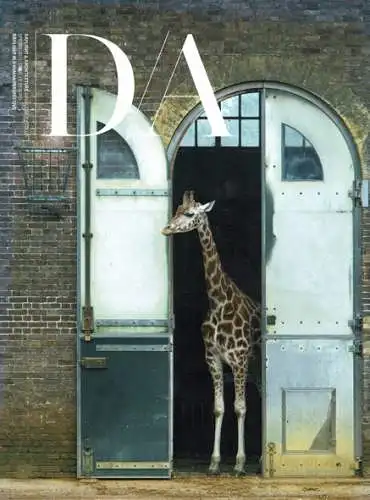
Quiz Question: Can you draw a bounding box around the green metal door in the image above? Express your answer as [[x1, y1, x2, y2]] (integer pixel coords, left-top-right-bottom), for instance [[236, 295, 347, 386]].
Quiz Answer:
[[77, 87, 172, 478]]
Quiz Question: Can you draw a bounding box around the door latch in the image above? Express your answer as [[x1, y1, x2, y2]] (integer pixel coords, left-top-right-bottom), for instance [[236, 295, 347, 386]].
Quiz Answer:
[[267, 315, 276, 326], [80, 357, 107, 369], [82, 306, 94, 342]]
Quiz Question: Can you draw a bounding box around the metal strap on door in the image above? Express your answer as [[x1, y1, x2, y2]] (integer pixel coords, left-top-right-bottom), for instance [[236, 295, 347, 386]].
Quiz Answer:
[[81, 86, 94, 342]]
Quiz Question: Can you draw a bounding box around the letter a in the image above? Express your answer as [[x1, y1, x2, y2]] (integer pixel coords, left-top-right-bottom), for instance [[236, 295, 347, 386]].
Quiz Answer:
[[182, 35, 230, 137]]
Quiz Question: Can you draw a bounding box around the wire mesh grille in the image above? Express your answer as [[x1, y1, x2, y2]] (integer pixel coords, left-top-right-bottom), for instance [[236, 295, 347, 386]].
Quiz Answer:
[[16, 147, 76, 202]]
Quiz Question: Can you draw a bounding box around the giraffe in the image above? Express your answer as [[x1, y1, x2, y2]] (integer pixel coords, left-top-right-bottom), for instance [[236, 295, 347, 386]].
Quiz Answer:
[[161, 190, 261, 475]]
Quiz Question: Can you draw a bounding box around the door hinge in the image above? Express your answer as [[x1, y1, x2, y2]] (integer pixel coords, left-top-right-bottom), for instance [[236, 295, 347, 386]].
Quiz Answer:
[[349, 339, 363, 357], [348, 314, 363, 333], [351, 458, 363, 476], [267, 442, 276, 478], [82, 306, 94, 342], [170, 314, 175, 331], [349, 180, 369, 207], [82, 446, 94, 474]]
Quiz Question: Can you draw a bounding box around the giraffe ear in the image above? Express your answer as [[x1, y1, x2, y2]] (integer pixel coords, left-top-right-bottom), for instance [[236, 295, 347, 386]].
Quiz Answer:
[[201, 200, 215, 212]]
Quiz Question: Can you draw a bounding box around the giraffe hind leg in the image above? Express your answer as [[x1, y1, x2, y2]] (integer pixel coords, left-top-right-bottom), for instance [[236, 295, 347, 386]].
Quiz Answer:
[[232, 364, 247, 476]]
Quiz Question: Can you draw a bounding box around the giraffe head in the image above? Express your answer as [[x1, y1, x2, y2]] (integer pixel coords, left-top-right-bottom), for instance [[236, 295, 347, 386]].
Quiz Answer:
[[161, 190, 215, 235]]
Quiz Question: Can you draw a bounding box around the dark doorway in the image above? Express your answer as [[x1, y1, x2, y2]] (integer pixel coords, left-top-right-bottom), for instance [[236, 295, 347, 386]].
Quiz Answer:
[[172, 144, 262, 474]]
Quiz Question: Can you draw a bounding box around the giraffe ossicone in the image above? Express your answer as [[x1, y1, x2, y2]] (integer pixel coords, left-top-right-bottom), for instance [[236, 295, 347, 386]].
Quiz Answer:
[[162, 190, 261, 476]]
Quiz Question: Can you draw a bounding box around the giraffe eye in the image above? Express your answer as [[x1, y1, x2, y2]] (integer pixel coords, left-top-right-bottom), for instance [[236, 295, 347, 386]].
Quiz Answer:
[[183, 212, 193, 218]]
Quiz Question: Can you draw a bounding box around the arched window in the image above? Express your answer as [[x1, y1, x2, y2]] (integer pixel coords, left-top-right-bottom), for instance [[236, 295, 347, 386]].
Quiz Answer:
[[180, 92, 260, 148], [282, 124, 323, 181], [96, 121, 139, 179]]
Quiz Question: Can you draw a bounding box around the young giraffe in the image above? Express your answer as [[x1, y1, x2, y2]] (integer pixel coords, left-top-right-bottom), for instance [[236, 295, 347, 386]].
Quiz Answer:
[[162, 190, 261, 475]]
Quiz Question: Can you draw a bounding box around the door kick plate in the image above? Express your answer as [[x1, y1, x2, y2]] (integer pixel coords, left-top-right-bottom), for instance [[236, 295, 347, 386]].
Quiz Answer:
[[80, 357, 107, 369]]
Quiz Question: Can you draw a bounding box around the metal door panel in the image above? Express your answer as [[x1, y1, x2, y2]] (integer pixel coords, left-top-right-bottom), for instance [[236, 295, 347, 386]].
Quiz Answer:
[[80, 336, 171, 478], [77, 88, 172, 478], [92, 195, 169, 320], [263, 89, 356, 477], [267, 210, 353, 336], [265, 338, 354, 476]]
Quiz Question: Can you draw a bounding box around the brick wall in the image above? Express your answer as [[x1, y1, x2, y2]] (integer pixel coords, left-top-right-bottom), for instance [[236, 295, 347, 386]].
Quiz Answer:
[[0, 0, 369, 477]]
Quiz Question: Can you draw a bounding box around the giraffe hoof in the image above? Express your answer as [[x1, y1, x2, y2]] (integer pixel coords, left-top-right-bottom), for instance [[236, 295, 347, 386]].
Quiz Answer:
[[233, 467, 246, 477], [208, 468, 220, 476], [208, 460, 221, 476], [233, 458, 246, 477]]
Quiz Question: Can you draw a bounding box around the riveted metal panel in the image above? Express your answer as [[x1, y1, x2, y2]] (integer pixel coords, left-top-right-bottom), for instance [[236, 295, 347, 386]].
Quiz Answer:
[[80, 337, 171, 478], [265, 338, 354, 476], [77, 88, 173, 479], [265, 90, 354, 338], [263, 89, 357, 477]]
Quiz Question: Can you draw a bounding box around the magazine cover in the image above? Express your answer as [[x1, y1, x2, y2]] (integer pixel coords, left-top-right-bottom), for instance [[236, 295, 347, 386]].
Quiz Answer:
[[1, 0, 370, 490]]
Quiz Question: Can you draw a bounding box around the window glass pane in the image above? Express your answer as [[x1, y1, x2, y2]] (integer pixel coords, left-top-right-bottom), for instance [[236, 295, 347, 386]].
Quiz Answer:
[[282, 124, 323, 181], [241, 92, 259, 117], [197, 119, 216, 146], [97, 121, 139, 179], [285, 126, 303, 146], [221, 95, 239, 116], [180, 122, 196, 146], [241, 119, 259, 147], [220, 119, 239, 146]]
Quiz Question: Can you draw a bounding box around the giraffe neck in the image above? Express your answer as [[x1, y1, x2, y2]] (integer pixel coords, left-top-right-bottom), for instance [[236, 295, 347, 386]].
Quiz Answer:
[[197, 216, 227, 303]]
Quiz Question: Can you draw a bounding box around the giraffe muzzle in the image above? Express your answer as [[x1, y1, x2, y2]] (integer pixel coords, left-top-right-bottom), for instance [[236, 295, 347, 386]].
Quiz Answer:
[[161, 226, 172, 235]]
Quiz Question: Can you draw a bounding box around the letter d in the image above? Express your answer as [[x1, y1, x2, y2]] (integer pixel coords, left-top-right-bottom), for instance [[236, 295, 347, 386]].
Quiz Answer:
[[45, 34, 135, 137]]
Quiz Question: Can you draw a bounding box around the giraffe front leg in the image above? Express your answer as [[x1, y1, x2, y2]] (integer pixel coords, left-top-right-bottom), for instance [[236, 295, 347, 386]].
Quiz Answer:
[[232, 366, 247, 476], [206, 353, 224, 475]]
